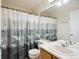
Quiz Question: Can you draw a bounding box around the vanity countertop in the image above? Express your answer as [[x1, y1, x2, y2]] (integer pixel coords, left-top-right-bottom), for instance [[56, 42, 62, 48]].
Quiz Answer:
[[39, 41, 79, 59]]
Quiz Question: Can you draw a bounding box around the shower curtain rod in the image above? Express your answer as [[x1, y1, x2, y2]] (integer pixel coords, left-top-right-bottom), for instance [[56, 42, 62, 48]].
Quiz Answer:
[[1, 6, 32, 14], [1, 6, 57, 19]]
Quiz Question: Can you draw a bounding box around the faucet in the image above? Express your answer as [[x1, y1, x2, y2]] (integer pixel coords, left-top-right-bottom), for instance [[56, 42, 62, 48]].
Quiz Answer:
[[68, 40, 73, 45], [60, 40, 75, 48], [60, 41, 69, 47], [60, 42, 66, 47]]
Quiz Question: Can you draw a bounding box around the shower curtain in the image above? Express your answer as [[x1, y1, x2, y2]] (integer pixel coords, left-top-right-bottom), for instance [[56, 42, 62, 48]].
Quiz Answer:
[[1, 7, 57, 59]]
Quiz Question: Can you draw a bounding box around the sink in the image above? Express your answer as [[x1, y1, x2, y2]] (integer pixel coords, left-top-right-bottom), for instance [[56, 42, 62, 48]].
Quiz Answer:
[[49, 45, 77, 56]]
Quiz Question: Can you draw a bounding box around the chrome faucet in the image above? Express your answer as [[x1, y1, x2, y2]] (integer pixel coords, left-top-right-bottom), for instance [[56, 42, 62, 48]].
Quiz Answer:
[[60, 40, 75, 48], [60, 41, 69, 47], [69, 40, 72, 45], [60, 42, 66, 47]]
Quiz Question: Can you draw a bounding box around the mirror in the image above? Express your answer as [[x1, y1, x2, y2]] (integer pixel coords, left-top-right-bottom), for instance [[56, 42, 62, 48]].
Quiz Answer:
[[39, 0, 79, 41]]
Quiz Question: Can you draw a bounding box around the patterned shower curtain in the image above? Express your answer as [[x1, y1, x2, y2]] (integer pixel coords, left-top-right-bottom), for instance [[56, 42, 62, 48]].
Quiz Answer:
[[1, 7, 57, 59]]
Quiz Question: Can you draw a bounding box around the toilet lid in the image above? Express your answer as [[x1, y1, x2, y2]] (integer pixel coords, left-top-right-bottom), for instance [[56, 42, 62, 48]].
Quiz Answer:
[[29, 49, 40, 55]]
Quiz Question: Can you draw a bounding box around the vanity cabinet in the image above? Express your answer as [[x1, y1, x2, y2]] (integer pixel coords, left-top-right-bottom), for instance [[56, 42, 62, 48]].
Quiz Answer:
[[40, 48, 59, 59]]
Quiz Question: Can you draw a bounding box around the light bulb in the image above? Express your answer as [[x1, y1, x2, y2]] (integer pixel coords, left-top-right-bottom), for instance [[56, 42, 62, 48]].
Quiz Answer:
[[63, 0, 69, 3], [57, 1, 62, 6], [48, 0, 54, 3]]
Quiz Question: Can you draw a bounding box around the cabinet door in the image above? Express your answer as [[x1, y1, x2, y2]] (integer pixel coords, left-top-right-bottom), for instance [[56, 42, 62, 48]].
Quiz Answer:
[[51, 56, 59, 59], [40, 49, 51, 59]]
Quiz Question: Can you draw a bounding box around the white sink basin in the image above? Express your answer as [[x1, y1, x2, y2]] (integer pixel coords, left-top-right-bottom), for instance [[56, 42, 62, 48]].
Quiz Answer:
[[49, 45, 77, 56]]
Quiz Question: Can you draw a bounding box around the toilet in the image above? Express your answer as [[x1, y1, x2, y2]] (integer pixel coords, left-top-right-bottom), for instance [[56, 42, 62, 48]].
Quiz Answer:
[[29, 49, 40, 59], [29, 40, 47, 59]]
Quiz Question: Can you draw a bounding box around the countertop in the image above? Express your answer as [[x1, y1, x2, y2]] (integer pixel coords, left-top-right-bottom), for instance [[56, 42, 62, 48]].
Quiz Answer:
[[39, 41, 79, 59]]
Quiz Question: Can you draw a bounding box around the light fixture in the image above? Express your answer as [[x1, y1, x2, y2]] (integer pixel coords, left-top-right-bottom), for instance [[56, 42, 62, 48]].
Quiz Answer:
[[63, 0, 69, 3], [56, 0, 69, 6], [48, 0, 54, 3], [48, 0, 69, 7], [57, 1, 62, 6]]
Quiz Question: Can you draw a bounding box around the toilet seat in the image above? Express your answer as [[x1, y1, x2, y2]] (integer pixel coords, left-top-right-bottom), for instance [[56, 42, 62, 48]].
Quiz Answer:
[[29, 49, 40, 59]]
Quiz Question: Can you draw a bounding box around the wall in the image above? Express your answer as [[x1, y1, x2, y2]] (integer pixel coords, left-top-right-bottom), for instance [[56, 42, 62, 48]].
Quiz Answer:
[[1, 1, 33, 14]]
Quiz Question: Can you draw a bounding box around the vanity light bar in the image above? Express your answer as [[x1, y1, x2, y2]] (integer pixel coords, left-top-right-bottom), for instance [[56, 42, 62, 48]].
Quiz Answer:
[[48, 0, 54, 3], [63, 0, 69, 3]]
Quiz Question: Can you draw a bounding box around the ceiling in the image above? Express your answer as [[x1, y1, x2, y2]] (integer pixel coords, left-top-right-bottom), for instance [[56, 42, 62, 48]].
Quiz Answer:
[[1, 0, 79, 17], [2, 0, 45, 11], [42, 0, 79, 16]]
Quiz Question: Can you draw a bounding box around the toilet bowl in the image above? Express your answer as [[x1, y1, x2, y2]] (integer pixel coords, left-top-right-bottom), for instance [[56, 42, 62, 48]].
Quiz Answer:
[[29, 49, 40, 59], [29, 40, 47, 59]]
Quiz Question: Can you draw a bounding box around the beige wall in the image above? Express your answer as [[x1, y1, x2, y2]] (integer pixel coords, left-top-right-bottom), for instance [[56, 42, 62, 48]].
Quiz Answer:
[[1, 2, 33, 13]]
